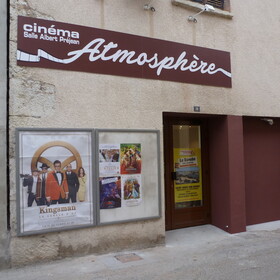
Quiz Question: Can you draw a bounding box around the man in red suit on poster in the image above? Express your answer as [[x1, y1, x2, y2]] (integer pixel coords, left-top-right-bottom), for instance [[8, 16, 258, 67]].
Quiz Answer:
[[46, 160, 69, 204]]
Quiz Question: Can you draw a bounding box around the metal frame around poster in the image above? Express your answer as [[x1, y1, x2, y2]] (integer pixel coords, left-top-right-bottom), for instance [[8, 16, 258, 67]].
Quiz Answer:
[[96, 129, 161, 225], [16, 128, 96, 236]]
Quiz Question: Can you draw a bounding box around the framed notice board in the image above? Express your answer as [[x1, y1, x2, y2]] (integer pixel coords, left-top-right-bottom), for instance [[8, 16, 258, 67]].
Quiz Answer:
[[96, 129, 161, 225]]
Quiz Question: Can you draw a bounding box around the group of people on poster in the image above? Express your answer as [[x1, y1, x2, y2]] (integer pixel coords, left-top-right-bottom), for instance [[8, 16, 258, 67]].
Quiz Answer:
[[99, 144, 142, 209], [21, 160, 87, 207]]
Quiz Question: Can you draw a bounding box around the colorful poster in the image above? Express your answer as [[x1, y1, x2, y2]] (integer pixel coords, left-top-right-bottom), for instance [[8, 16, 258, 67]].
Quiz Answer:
[[120, 144, 142, 174], [173, 148, 202, 206], [122, 174, 142, 207], [17, 130, 94, 235], [99, 177, 121, 209], [99, 144, 120, 176], [99, 143, 143, 210]]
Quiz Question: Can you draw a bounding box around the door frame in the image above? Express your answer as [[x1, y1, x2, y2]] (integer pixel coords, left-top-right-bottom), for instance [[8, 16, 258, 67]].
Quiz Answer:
[[163, 112, 211, 230]]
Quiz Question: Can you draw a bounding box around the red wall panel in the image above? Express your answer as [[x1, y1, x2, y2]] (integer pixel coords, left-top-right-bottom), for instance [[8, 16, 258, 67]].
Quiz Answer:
[[243, 117, 280, 225]]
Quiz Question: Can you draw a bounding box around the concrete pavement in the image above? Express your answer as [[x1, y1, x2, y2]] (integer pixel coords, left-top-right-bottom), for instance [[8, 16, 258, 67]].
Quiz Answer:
[[1, 221, 280, 280]]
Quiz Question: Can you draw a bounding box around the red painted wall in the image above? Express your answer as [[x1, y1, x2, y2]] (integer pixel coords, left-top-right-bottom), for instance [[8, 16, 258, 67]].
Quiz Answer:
[[243, 117, 280, 225], [209, 116, 246, 233], [209, 117, 230, 231]]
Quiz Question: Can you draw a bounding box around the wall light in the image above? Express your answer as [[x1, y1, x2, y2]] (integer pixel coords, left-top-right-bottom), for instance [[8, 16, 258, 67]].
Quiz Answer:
[[261, 118, 274, 125], [144, 1, 155, 12], [188, 4, 215, 23]]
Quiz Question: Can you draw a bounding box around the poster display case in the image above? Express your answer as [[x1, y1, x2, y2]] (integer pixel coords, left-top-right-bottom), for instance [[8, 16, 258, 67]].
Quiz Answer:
[[16, 128, 95, 236], [96, 129, 161, 225]]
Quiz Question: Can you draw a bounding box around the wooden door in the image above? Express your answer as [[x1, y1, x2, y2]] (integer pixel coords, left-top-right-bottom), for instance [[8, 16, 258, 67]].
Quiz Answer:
[[164, 115, 211, 230]]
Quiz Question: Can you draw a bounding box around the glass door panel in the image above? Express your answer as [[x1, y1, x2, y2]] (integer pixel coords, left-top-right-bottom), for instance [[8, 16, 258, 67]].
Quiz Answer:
[[172, 125, 203, 209]]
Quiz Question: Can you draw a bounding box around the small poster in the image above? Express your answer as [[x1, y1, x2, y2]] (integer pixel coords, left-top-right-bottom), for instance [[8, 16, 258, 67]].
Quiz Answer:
[[99, 144, 120, 176], [122, 174, 142, 207], [173, 148, 202, 206], [17, 129, 94, 235], [120, 144, 142, 174], [99, 177, 121, 209]]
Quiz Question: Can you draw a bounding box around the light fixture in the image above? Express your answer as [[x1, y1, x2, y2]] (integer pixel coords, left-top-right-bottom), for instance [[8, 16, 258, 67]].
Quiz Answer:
[[261, 118, 274, 125], [188, 4, 215, 23], [144, 1, 155, 12]]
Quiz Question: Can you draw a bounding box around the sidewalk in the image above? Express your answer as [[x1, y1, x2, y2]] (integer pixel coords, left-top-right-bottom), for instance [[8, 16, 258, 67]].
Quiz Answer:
[[1, 221, 280, 280]]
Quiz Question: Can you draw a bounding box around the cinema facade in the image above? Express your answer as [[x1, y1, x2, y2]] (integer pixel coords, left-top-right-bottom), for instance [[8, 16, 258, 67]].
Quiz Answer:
[[1, 0, 280, 267]]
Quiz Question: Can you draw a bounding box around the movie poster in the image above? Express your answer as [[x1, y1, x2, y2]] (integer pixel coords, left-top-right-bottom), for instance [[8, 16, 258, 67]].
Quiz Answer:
[[99, 142, 143, 210], [122, 174, 142, 207], [120, 144, 142, 174], [17, 130, 94, 235], [99, 177, 121, 209], [99, 144, 120, 176], [173, 148, 203, 208]]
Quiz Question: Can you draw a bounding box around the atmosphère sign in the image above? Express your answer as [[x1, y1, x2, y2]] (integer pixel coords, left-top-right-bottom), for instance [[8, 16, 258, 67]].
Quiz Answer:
[[17, 16, 232, 88]]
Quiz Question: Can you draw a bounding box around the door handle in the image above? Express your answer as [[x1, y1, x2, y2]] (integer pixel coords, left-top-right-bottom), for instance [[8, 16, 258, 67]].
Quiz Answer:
[[171, 172, 177, 180]]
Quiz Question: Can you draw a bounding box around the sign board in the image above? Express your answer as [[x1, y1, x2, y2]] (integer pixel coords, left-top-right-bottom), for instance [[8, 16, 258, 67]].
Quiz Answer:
[[17, 16, 232, 88]]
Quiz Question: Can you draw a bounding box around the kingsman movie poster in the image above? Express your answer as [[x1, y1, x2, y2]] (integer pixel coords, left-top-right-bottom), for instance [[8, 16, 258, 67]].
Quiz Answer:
[[17, 129, 94, 235]]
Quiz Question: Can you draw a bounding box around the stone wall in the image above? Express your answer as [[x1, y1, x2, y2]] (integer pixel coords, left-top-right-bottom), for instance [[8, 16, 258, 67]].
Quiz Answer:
[[8, 0, 167, 267], [0, 0, 9, 270]]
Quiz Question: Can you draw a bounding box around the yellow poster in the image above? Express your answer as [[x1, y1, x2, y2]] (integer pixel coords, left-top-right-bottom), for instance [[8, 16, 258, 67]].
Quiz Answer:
[[173, 148, 202, 203]]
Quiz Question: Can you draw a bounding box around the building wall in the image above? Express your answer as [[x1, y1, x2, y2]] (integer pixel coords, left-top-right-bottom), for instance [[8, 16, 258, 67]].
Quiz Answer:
[[7, 0, 280, 266], [0, 0, 9, 270]]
